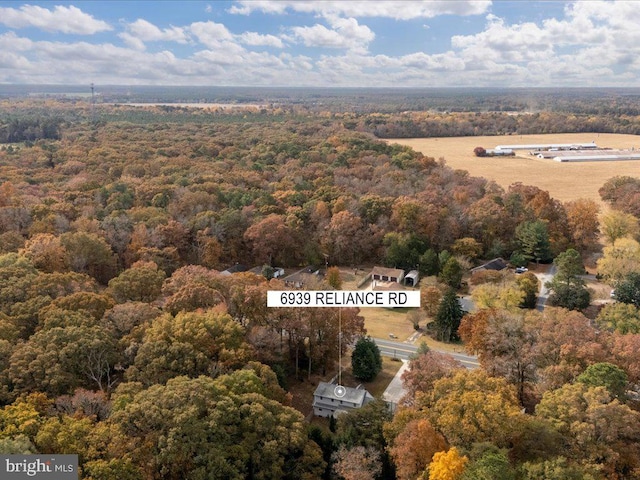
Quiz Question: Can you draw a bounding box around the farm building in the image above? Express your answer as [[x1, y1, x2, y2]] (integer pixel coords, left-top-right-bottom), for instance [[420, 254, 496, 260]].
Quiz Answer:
[[371, 266, 405, 283], [312, 382, 374, 418], [495, 142, 597, 151], [485, 148, 515, 156], [550, 149, 640, 162]]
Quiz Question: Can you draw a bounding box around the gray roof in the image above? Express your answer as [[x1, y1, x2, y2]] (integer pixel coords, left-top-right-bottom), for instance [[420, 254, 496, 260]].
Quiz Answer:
[[313, 381, 372, 406]]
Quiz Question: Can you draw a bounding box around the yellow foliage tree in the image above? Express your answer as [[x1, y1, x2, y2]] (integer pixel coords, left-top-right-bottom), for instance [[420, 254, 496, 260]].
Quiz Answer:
[[596, 237, 640, 282], [427, 447, 468, 480]]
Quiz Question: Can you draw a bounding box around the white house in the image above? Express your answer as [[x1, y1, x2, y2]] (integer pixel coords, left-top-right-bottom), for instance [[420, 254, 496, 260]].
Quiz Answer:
[[312, 382, 374, 418]]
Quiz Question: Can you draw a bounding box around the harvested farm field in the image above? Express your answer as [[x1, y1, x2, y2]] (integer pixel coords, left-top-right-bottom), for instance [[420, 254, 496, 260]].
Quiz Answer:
[[387, 133, 640, 204]]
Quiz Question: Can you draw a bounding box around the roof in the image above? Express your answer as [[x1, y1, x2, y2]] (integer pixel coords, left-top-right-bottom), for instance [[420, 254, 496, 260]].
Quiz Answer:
[[313, 381, 373, 406], [283, 266, 321, 284], [405, 270, 419, 280], [371, 266, 405, 278], [495, 142, 597, 150], [471, 258, 508, 272], [220, 263, 248, 275]]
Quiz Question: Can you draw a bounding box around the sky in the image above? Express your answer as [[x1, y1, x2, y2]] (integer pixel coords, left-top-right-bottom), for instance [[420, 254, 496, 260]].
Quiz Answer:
[[0, 0, 639, 88]]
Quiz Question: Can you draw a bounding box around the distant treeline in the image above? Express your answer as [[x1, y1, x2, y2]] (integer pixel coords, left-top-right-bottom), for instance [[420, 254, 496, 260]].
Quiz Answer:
[[0, 117, 62, 143], [359, 111, 640, 138]]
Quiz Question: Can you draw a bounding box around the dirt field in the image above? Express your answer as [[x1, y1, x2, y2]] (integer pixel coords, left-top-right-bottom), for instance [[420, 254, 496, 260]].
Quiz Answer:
[[387, 133, 640, 204]]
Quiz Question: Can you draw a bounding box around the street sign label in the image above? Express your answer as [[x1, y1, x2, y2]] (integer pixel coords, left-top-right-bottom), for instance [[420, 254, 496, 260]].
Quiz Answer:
[[267, 290, 420, 308]]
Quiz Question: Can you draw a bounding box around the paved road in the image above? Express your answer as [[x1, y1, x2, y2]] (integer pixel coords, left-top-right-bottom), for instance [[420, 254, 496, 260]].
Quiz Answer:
[[373, 338, 479, 369], [534, 265, 557, 311]]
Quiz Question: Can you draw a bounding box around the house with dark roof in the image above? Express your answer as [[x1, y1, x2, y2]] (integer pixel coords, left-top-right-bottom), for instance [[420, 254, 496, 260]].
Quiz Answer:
[[312, 382, 374, 418], [283, 266, 322, 288], [470, 258, 508, 274], [220, 263, 249, 276]]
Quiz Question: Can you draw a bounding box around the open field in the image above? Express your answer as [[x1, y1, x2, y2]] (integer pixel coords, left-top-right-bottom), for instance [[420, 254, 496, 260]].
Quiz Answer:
[[387, 133, 640, 204]]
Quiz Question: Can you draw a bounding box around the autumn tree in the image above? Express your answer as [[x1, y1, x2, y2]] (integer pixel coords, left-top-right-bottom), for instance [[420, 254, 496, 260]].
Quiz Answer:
[[322, 210, 372, 265], [535, 383, 640, 477], [420, 370, 525, 449], [471, 283, 525, 312], [388, 416, 447, 480], [610, 333, 640, 384], [427, 447, 468, 480], [421, 284, 443, 318], [326, 266, 342, 289], [60, 231, 116, 284], [565, 198, 599, 252], [596, 237, 640, 282], [20, 233, 68, 273], [599, 209, 639, 244], [460, 444, 515, 480], [599, 175, 640, 217], [108, 260, 166, 303], [533, 307, 610, 393], [335, 399, 392, 452], [459, 309, 538, 406], [243, 214, 299, 267], [401, 347, 463, 406], [576, 362, 628, 401], [452, 237, 482, 260], [126, 311, 252, 385], [161, 265, 226, 314], [515, 271, 539, 309], [595, 302, 640, 334], [332, 446, 382, 480], [9, 325, 121, 396], [111, 374, 325, 479]]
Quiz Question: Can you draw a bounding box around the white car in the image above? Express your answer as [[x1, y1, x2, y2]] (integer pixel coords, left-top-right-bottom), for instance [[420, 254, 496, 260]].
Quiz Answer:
[[515, 267, 528, 274]]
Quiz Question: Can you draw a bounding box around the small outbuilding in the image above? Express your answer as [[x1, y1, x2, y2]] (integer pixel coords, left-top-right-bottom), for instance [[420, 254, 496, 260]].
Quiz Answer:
[[404, 270, 420, 287]]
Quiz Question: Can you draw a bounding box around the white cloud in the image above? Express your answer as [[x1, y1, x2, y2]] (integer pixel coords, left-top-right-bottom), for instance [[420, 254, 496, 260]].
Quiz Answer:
[[190, 21, 235, 48], [119, 19, 190, 50], [0, 4, 111, 34], [290, 17, 374, 53], [238, 32, 284, 48], [230, 0, 492, 20]]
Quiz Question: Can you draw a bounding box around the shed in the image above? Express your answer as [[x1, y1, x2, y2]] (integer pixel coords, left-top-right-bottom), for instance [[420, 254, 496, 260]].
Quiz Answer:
[[404, 270, 420, 287]]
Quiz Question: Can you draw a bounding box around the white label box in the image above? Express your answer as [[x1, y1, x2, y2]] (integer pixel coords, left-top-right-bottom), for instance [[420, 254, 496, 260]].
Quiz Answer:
[[267, 290, 420, 308]]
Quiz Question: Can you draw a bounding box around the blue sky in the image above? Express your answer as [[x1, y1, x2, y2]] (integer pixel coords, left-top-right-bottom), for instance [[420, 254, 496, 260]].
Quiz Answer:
[[0, 1, 639, 87]]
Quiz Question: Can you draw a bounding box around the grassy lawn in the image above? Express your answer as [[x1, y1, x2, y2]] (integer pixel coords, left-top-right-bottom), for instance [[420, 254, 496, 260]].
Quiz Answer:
[[361, 307, 417, 341]]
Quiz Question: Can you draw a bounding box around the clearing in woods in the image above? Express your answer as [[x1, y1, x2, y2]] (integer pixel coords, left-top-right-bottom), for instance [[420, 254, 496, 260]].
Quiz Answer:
[[387, 133, 640, 204]]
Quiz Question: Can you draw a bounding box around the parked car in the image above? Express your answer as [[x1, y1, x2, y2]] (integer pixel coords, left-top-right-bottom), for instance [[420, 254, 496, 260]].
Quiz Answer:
[[515, 267, 528, 274]]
